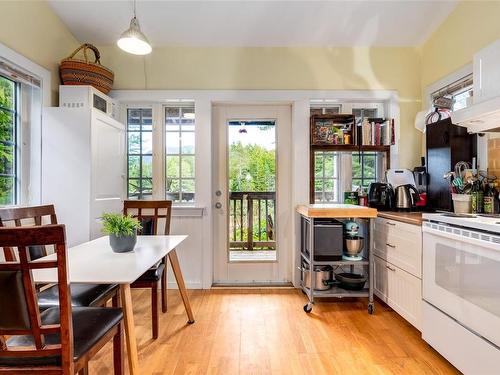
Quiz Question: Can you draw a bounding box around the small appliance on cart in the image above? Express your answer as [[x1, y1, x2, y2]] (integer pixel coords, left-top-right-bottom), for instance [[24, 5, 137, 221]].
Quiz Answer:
[[297, 204, 377, 314]]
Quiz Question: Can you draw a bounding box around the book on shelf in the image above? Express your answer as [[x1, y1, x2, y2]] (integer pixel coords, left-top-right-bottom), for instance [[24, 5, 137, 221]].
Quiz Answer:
[[360, 118, 395, 146]]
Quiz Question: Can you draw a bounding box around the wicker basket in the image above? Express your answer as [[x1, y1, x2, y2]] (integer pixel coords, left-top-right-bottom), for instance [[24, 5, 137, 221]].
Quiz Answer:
[[60, 44, 114, 94]]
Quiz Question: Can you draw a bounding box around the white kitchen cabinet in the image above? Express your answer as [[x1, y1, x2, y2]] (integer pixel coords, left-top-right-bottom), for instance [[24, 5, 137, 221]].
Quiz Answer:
[[373, 217, 422, 330], [374, 255, 422, 330], [473, 39, 500, 104], [374, 255, 389, 303], [373, 217, 422, 278], [42, 95, 125, 247]]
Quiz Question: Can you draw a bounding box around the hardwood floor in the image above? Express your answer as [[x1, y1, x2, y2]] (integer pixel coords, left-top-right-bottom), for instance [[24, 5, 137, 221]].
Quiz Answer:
[[90, 289, 459, 375]]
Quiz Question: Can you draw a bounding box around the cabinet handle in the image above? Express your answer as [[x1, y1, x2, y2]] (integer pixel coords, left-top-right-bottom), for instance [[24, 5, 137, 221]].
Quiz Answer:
[[386, 265, 396, 272], [386, 243, 396, 248], [386, 222, 396, 226]]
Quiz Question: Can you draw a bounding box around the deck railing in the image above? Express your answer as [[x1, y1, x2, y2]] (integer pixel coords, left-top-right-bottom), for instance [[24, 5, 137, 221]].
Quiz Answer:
[[229, 191, 276, 251]]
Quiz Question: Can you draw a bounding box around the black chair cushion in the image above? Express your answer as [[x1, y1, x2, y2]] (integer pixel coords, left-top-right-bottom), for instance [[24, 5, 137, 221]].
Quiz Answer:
[[28, 245, 46, 261], [1, 306, 123, 367], [139, 217, 154, 235], [135, 262, 165, 282], [38, 283, 118, 311]]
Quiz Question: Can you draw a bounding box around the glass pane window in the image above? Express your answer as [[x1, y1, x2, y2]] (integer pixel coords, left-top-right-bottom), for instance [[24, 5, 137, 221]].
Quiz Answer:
[[352, 152, 379, 190], [126, 108, 153, 199], [314, 151, 339, 203], [165, 104, 195, 203], [0, 75, 18, 205], [452, 88, 472, 111]]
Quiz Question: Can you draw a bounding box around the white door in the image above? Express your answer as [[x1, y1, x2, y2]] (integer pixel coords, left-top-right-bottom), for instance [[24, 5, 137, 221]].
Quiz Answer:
[[213, 104, 292, 284], [90, 110, 126, 239]]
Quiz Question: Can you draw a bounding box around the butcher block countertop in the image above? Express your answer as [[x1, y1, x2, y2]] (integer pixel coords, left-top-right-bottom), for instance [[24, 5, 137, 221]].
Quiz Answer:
[[297, 204, 378, 218], [377, 211, 423, 226]]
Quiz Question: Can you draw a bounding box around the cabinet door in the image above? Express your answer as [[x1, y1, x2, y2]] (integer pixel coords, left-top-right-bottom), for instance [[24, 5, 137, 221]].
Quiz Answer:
[[387, 264, 422, 331], [474, 39, 500, 103], [374, 256, 389, 303], [90, 112, 126, 239]]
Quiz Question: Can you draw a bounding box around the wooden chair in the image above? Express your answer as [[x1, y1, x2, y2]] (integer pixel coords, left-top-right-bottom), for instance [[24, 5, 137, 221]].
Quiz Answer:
[[0, 225, 123, 374], [123, 200, 172, 339], [0, 205, 119, 311]]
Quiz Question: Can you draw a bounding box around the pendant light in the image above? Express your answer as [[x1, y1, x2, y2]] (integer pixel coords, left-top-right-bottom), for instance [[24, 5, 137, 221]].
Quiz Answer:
[[117, 0, 152, 55]]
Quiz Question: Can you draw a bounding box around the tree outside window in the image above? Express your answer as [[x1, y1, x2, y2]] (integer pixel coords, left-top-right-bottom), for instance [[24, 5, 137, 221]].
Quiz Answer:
[[0, 76, 17, 205]]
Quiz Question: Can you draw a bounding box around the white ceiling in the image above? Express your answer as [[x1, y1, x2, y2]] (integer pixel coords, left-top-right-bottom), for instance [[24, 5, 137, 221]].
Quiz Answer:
[[48, 0, 457, 47]]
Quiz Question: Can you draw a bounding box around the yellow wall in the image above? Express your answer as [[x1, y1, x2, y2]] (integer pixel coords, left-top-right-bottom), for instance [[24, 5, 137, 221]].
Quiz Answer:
[[419, 0, 500, 157], [421, 0, 500, 92], [0, 1, 79, 105], [98, 45, 422, 168]]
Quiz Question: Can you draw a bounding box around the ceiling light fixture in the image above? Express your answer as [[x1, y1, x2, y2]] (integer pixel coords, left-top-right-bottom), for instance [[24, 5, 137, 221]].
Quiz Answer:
[[117, 0, 152, 55]]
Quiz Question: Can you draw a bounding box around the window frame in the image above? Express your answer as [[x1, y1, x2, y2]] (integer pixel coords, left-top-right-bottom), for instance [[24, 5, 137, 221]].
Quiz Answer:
[[123, 102, 197, 206], [126, 107, 153, 200], [0, 75, 20, 205], [313, 150, 340, 203], [163, 103, 196, 204]]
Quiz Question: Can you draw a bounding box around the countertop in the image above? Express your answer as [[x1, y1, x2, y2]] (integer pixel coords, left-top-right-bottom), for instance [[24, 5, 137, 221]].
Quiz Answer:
[[297, 204, 378, 218], [377, 211, 423, 226]]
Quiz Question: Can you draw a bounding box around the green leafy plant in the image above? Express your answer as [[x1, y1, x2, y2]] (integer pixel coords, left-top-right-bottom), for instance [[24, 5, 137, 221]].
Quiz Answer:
[[101, 213, 142, 236]]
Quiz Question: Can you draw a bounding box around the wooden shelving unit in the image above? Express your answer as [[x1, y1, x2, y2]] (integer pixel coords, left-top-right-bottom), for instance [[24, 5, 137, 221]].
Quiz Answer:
[[309, 114, 392, 204]]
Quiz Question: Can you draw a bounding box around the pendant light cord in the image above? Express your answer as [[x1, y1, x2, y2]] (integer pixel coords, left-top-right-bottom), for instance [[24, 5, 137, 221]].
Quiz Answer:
[[133, 0, 137, 18]]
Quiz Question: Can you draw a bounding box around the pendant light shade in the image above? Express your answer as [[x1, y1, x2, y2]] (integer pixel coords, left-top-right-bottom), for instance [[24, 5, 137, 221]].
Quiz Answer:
[[117, 1, 152, 55]]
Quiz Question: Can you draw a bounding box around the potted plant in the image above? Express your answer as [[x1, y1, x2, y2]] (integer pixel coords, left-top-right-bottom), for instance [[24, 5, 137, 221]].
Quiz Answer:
[[101, 213, 142, 253]]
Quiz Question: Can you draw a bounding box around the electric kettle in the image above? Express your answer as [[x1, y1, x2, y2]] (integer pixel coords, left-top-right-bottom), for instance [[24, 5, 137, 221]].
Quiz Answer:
[[395, 184, 420, 210]]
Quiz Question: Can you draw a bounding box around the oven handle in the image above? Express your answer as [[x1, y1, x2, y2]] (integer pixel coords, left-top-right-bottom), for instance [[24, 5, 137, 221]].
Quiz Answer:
[[423, 224, 500, 252]]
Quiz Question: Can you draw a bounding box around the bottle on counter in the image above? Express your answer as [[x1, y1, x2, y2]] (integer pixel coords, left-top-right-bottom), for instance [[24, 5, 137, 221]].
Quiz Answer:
[[483, 183, 496, 214], [471, 181, 479, 214], [494, 183, 500, 214], [471, 180, 484, 214], [358, 186, 368, 206]]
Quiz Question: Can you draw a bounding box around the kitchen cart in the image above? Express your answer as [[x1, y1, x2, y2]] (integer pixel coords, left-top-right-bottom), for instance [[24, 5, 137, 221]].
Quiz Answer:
[[296, 204, 377, 314]]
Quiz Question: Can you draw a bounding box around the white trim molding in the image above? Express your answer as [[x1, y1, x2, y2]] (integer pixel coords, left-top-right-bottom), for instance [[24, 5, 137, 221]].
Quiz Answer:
[[0, 42, 51, 107], [111, 89, 400, 288]]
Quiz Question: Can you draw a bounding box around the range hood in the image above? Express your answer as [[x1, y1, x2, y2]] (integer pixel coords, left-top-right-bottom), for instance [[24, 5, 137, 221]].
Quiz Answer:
[[451, 95, 500, 133]]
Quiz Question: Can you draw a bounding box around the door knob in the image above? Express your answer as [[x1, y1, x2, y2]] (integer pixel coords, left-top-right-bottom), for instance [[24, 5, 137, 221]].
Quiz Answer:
[[215, 190, 222, 197], [215, 202, 222, 209]]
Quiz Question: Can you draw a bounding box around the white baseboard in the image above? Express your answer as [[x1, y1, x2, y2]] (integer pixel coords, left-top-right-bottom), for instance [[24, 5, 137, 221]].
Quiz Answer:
[[166, 281, 203, 289]]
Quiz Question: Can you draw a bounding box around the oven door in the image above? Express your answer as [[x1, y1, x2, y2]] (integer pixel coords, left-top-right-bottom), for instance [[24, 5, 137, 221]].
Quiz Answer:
[[423, 221, 500, 347]]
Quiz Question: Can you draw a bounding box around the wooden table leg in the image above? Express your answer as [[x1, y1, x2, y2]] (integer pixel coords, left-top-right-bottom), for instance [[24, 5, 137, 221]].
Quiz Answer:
[[168, 249, 195, 324], [120, 284, 139, 375]]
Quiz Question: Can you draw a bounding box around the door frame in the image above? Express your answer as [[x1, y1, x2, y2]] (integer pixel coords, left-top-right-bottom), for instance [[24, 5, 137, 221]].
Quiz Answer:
[[113, 90, 400, 289], [212, 104, 292, 284]]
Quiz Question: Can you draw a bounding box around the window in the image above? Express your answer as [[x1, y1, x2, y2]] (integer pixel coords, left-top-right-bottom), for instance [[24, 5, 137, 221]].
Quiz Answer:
[[0, 75, 18, 205], [310, 102, 387, 203], [431, 73, 473, 112], [351, 107, 381, 190], [310, 101, 341, 116], [314, 151, 339, 202], [165, 104, 195, 203], [352, 152, 378, 190], [127, 108, 153, 199]]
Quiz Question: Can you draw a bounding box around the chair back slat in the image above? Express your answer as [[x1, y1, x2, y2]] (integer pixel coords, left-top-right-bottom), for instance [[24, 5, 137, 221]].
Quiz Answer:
[[123, 200, 172, 235], [0, 205, 58, 262], [0, 225, 73, 371]]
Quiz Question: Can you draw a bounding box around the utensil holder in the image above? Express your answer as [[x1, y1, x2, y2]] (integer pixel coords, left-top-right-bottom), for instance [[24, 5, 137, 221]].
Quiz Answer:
[[452, 193, 472, 214]]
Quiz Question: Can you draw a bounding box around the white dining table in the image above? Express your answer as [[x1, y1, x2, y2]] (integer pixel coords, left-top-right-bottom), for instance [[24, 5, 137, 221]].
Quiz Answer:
[[32, 235, 193, 375]]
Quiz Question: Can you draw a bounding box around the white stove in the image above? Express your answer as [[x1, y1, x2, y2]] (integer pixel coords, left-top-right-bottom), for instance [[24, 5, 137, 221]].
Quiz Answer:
[[421, 212, 500, 374], [422, 212, 500, 234]]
